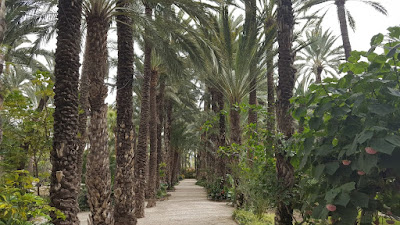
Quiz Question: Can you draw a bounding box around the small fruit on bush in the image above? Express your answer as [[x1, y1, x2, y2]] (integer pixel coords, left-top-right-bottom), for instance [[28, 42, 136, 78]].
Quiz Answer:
[[306, 210, 312, 215], [365, 147, 377, 154], [326, 204, 336, 212], [342, 160, 351, 165], [357, 171, 365, 175], [386, 220, 395, 224]]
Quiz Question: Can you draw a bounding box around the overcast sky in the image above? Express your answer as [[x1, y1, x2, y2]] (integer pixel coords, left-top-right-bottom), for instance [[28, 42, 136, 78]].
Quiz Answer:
[[318, 0, 400, 51]]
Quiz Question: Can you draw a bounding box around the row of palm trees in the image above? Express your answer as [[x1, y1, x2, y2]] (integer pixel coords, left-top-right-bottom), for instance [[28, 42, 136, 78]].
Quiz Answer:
[[0, 0, 388, 224]]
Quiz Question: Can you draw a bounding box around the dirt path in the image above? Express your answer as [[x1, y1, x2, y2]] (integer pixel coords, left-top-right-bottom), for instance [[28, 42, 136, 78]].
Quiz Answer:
[[78, 179, 236, 225]]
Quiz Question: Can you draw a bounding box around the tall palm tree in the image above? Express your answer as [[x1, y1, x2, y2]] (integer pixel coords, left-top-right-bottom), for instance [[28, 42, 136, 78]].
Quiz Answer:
[[49, 0, 83, 224], [296, 27, 343, 84], [83, 0, 114, 224], [0, 0, 5, 145], [301, 0, 387, 59], [244, 0, 258, 126], [135, 2, 153, 218], [113, 0, 136, 223], [275, 0, 295, 224], [146, 65, 159, 208]]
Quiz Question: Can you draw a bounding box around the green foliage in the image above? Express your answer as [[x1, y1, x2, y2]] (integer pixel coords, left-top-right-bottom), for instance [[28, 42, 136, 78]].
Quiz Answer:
[[78, 184, 90, 212], [233, 209, 274, 225], [181, 167, 196, 179], [293, 27, 400, 223], [1, 71, 54, 181], [0, 170, 64, 224]]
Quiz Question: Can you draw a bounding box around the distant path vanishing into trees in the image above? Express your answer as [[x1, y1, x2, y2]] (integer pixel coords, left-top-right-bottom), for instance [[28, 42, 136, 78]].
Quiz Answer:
[[78, 179, 236, 225]]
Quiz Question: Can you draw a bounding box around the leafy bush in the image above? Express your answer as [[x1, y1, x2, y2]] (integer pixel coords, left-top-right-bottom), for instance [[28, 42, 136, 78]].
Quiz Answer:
[[233, 209, 274, 225], [293, 27, 400, 224], [182, 167, 196, 179], [0, 170, 64, 224]]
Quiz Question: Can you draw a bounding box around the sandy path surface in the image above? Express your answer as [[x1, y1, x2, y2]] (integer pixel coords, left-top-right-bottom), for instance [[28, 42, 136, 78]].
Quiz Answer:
[[78, 179, 236, 225]]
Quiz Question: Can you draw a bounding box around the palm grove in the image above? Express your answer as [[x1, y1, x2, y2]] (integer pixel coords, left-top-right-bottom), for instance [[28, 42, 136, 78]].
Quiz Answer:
[[1, 0, 400, 224]]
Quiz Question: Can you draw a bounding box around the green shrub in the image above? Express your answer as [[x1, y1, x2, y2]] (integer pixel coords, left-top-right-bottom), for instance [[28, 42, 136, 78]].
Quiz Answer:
[[293, 27, 400, 223], [0, 170, 64, 224], [233, 209, 274, 225]]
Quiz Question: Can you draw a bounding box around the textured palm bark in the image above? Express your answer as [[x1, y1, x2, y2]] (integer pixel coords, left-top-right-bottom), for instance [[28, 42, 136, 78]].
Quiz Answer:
[[114, 0, 136, 223], [316, 66, 323, 83], [245, 0, 258, 128], [165, 99, 173, 188], [147, 69, 159, 208], [85, 10, 113, 225], [86, 106, 114, 225], [275, 0, 295, 224], [156, 77, 165, 191], [215, 91, 226, 178], [0, 0, 5, 145], [266, 20, 275, 133], [230, 106, 242, 145], [335, 0, 352, 60], [171, 150, 180, 184], [135, 5, 152, 218], [49, 0, 82, 224], [77, 43, 90, 191]]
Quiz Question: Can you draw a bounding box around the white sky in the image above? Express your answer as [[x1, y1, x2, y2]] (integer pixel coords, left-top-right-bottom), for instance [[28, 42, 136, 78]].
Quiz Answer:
[[39, 0, 400, 104], [318, 0, 400, 51]]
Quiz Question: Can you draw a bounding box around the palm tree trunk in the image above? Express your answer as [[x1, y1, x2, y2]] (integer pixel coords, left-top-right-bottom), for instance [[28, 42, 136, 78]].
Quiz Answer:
[[265, 20, 275, 133], [275, 0, 295, 224], [114, 0, 136, 223], [335, 0, 352, 60], [245, 0, 258, 131], [165, 99, 173, 188], [49, 0, 82, 224], [147, 69, 159, 208], [230, 106, 241, 145], [0, 0, 5, 146], [85, 10, 113, 225], [77, 41, 90, 194], [156, 77, 166, 191], [215, 91, 226, 177], [316, 66, 323, 83], [135, 4, 152, 218]]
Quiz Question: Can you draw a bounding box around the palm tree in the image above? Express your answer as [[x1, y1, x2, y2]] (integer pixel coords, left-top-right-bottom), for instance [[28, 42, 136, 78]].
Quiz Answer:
[[83, 0, 114, 223], [301, 0, 387, 59], [244, 0, 258, 126], [296, 27, 343, 84], [135, 2, 153, 218], [275, 0, 295, 224], [0, 0, 5, 145], [113, 0, 136, 223], [49, 0, 83, 224], [146, 64, 159, 208]]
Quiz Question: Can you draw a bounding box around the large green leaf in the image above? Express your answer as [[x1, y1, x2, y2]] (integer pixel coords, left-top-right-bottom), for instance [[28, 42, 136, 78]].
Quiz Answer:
[[370, 138, 396, 155], [357, 130, 373, 144], [368, 104, 395, 116], [309, 117, 323, 130], [351, 191, 370, 208], [385, 135, 400, 147], [325, 162, 339, 175]]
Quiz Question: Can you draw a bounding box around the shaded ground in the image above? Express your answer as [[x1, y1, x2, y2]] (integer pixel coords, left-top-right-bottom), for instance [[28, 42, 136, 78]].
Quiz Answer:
[[78, 179, 236, 225]]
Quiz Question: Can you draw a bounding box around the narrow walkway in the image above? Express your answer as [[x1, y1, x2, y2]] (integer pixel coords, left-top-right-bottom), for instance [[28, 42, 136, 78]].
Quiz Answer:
[[78, 179, 236, 225], [137, 179, 236, 225]]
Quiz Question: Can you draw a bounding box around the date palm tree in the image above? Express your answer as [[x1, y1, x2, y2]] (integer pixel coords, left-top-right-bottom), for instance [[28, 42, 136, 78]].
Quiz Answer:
[[296, 27, 343, 85], [49, 0, 83, 224], [113, 0, 136, 223], [301, 0, 387, 59], [135, 2, 153, 218], [275, 0, 295, 224], [83, 0, 115, 224]]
